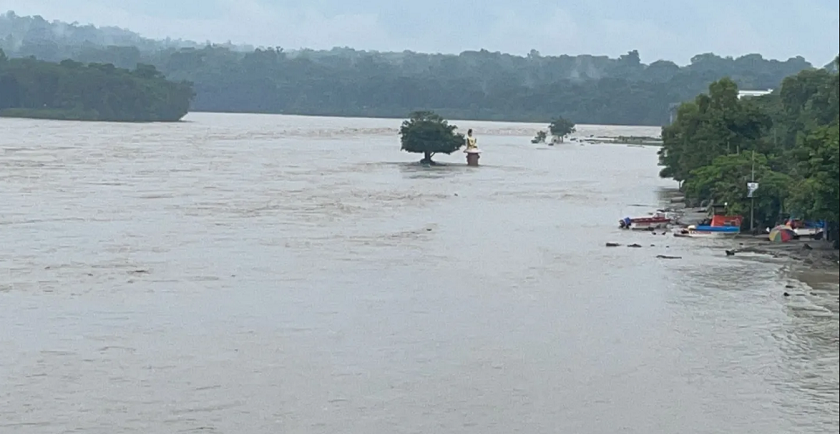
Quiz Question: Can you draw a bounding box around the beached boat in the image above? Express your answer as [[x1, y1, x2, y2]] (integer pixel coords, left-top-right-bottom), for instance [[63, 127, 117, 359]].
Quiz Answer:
[[619, 211, 673, 230], [673, 214, 743, 238], [674, 225, 741, 238], [783, 219, 825, 238]]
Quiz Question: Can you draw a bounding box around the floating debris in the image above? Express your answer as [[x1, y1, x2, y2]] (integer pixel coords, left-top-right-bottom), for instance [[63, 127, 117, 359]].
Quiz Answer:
[[656, 255, 682, 260]]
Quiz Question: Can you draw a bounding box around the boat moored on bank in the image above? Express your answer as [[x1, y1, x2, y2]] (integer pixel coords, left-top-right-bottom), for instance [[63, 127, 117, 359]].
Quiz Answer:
[[674, 224, 741, 238], [673, 210, 743, 238], [619, 211, 673, 230]]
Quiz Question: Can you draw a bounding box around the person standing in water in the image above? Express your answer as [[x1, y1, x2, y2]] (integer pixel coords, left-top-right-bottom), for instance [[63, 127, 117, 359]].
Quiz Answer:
[[465, 129, 478, 151]]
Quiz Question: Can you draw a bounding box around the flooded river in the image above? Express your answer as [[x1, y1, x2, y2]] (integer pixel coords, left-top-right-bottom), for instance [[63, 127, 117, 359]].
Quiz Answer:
[[1, 113, 837, 433]]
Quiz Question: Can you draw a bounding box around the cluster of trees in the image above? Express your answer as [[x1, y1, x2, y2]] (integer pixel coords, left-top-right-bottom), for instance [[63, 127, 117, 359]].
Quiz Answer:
[[658, 57, 839, 244], [399, 111, 465, 164], [2, 12, 825, 125], [0, 48, 194, 121], [531, 117, 576, 144]]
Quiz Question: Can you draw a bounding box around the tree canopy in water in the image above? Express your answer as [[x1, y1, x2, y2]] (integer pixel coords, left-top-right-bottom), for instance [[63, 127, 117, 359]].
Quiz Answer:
[[399, 111, 465, 164]]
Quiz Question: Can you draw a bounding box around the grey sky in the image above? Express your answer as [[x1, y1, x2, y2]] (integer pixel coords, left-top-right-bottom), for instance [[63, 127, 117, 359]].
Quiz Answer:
[[2, 0, 838, 65]]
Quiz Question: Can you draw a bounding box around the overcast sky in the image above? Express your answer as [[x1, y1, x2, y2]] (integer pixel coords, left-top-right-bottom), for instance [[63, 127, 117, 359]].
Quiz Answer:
[[2, 0, 838, 65]]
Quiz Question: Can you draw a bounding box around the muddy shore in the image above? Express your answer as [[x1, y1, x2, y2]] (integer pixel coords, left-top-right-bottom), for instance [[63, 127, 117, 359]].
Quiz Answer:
[[736, 238, 840, 272], [658, 188, 839, 288]]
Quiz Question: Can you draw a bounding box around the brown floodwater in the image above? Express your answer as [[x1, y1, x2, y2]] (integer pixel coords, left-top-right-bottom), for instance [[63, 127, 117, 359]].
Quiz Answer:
[[1, 113, 837, 433]]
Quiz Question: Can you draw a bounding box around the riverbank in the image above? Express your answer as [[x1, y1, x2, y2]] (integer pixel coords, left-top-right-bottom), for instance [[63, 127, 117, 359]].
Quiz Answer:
[[0, 108, 187, 122], [659, 187, 840, 280], [736, 238, 840, 272], [590, 135, 663, 145]]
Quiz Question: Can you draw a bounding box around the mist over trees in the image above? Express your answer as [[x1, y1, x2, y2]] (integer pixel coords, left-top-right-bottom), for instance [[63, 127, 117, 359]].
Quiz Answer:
[[0, 11, 827, 125]]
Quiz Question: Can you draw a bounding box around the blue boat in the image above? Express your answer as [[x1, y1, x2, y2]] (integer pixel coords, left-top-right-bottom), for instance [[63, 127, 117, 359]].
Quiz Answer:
[[693, 225, 740, 233]]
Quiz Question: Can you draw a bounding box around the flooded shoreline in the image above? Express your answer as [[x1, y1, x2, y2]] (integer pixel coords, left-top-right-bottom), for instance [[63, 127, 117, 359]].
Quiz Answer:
[[656, 186, 839, 290], [1, 113, 837, 434]]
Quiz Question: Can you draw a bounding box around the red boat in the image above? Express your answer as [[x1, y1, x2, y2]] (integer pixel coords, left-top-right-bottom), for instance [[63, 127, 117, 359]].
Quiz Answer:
[[619, 211, 673, 230]]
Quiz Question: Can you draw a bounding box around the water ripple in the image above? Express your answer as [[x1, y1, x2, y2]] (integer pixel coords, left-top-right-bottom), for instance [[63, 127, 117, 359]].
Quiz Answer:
[[0, 113, 836, 434]]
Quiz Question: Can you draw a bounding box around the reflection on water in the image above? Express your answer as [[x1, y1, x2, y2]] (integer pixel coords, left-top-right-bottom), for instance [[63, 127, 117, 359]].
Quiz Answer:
[[1, 113, 837, 434]]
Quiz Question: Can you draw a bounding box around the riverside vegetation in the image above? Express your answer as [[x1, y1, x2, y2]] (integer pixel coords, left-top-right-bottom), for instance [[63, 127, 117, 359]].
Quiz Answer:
[[658, 56, 839, 247]]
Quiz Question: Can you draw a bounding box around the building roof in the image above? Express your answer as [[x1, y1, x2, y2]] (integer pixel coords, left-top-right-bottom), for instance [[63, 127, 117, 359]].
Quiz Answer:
[[738, 89, 773, 99]]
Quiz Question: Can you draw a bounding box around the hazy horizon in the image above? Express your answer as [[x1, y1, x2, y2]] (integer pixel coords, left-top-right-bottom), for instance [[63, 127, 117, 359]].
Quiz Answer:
[[1, 0, 838, 65]]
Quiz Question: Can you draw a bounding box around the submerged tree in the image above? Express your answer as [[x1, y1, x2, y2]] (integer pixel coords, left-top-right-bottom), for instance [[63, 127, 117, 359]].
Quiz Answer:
[[549, 116, 576, 143], [399, 110, 465, 164], [531, 130, 547, 144]]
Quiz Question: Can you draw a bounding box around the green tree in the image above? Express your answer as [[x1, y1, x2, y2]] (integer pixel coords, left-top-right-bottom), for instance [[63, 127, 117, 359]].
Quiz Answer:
[[786, 124, 840, 223], [531, 130, 547, 144], [658, 77, 770, 186], [659, 61, 839, 243], [774, 59, 839, 243], [548, 117, 576, 143], [399, 110, 465, 164]]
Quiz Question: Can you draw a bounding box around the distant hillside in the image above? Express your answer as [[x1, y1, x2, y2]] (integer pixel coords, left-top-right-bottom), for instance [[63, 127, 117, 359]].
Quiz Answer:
[[0, 11, 826, 126], [0, 11, 254, 58], [1, 11, 169, 52]]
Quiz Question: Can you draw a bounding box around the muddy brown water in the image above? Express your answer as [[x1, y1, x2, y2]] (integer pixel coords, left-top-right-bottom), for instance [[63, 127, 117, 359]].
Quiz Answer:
[[1, 113, 837, 433]]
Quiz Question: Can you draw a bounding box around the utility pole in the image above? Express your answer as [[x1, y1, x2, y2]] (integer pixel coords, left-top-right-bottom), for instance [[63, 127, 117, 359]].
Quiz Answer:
[[750, 150, 756, 233]]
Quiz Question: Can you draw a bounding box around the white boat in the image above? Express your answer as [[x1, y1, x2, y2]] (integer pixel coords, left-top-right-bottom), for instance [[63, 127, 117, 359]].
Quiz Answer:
[[793, 227, 823, 237], [782, 219, 824, 238]]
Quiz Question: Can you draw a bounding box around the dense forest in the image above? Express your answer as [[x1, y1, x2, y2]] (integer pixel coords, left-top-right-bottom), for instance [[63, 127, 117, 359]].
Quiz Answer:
[[659, 57, 839, 243], [1, 11, 827, 125], [0, 48, 194, 122]]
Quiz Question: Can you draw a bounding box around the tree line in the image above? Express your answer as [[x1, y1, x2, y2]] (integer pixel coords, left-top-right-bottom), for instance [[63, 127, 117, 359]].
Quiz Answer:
[[658, 57, 839, 244], [1, 12, 825, 126], [0, 48, 194, 122]]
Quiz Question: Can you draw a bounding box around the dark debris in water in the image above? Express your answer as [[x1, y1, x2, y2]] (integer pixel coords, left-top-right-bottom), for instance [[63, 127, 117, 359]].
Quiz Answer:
[[656, 255, 682, 260]]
